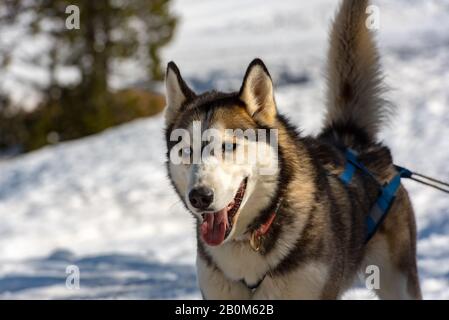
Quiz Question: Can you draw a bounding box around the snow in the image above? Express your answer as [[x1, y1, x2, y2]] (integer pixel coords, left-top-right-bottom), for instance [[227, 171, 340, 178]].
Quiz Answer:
[[0, 0, 448, 299]]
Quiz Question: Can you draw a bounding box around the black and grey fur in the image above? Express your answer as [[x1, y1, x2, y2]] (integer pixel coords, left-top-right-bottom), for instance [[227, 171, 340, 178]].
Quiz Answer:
[[164, 0, 421, 299]]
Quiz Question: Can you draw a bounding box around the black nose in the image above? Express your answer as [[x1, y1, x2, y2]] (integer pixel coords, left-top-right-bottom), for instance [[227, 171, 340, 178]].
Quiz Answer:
[[189, 186, 214, 210]]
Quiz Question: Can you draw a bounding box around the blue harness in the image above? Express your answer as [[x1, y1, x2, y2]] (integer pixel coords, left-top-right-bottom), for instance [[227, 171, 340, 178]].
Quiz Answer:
[[238, 149, 446, 291], [339, 148, 412, 243]]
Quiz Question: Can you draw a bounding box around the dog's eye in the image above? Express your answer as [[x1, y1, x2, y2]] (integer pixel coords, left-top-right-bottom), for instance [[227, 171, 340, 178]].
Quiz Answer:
[[222, 142, 237, 152], [179, 146, 192, 159]]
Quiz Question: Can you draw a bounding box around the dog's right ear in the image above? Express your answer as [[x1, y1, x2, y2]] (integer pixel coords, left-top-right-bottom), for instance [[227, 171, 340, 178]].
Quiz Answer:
[[239, 58, 277, 124], [165, 61, 195, 125]]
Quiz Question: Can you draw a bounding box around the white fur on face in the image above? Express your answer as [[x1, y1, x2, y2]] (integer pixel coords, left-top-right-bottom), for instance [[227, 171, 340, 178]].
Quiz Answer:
[[188, 154, 248, 213], [182, 122, 252, 217], [168, 120, 279, 242], [226, 135, 279, 239]]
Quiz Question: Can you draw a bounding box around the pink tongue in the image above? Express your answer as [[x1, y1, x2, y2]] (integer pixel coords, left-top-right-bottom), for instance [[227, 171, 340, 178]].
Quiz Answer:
[[200, 208, 228, 246]]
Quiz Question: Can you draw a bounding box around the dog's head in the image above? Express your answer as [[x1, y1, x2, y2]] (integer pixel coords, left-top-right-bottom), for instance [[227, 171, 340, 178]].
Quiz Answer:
[[165, 59, 280, 247]]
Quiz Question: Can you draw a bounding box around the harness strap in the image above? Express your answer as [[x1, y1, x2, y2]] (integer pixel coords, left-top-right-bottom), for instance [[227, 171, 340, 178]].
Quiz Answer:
[[364, 166, 411, 242], [339, 150, 356, 185], [338, 149, 412, 243], [339, 149, 378, 185]]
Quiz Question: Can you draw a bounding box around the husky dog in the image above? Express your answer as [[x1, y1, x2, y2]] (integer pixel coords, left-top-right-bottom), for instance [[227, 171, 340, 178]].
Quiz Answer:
[[164, 0, 421, 299]]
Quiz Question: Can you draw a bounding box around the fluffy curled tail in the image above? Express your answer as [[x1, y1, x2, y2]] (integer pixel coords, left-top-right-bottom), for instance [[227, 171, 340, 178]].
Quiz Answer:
[[321, 0, 391, 147]]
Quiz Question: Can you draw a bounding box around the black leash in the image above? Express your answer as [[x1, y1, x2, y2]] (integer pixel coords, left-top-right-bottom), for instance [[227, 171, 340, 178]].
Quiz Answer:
[[405, 171, 449, 194], [396, 166, 449, 193]]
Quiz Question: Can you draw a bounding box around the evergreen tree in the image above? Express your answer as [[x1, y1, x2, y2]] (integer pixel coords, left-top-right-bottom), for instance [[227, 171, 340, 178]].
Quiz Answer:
[[0, 0, 177, 150]]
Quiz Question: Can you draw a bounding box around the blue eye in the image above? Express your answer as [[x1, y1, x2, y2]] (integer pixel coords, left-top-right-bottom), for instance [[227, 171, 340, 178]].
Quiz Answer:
[[179, 146, 192, 158], [183, 146, 191, 155], [222, 142, 237, 152]]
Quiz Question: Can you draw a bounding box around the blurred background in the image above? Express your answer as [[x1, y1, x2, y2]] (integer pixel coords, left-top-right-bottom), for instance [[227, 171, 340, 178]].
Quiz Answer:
[[0, 0, 172, 153], [0, 0, 448, 299]]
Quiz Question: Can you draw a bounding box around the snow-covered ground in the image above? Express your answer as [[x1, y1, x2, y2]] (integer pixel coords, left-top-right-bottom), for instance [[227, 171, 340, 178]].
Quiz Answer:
[[0, 0, 448, 299]]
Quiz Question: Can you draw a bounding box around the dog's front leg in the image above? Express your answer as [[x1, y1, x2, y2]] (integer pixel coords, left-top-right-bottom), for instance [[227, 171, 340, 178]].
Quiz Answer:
[[197, 255, 252, 300]]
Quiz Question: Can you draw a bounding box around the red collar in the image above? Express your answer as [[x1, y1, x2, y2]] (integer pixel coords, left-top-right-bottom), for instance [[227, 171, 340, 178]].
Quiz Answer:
[[249, 199, 282, 251], [254, 211, 277, 238]]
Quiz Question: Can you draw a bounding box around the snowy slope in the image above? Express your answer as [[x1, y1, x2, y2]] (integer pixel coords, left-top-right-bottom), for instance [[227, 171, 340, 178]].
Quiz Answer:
[[0, 0, 448, 299]]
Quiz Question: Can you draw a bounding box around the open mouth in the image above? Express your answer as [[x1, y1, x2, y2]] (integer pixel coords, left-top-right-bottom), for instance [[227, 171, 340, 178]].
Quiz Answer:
[[200, 177, 248, 246]]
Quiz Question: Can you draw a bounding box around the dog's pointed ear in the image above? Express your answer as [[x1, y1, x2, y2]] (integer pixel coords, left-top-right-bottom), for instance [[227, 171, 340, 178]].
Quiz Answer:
[[239, 58, 276, 123], [165, 61, 196, 125]]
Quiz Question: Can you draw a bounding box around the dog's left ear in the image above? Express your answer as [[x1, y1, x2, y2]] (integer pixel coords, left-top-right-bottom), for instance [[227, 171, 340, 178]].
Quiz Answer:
[[239, 58, 277, 124]]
